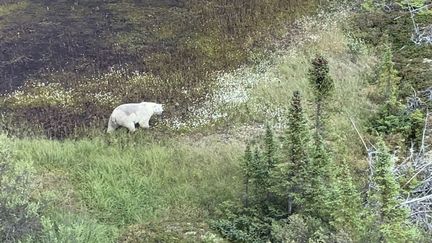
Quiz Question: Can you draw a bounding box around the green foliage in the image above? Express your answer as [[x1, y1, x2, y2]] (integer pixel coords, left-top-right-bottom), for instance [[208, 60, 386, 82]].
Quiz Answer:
[[303, 136, 336, 222], [376, 40, 401, 102], [0, 135, 42, 242], [0, 1, 28, 17], [370, 139, 420, 242], [236, 125, 279, 212], [398, 0, 432, 14], [361, 0, 376, 11], [243, 126, 276, 210], [264, 124, 276, 170], [369, 100, 426, 146], [351, 9, 432, 96], [308, 55, 335, 139], [211, 201, 272, 243], [368, 43, 426, 147], [361, 0, 431, 12], [330, 161, 365, 241], [212, 126, 279, 242], [305, 57, 347, 226], [41, 212, 118, 243], [309, 55, 335, 102], [281, 91, 312, 215], [271, 214, 334, 243], [2, 2, 428, 242], [285, 91, 311, 168], [118, 220, 222, 243], [213, 98, 367, 242], [242, 144, 253, 208]]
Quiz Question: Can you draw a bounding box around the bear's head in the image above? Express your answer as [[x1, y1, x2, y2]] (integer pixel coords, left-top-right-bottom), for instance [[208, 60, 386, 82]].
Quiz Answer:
[[153, 103, 164, 115]]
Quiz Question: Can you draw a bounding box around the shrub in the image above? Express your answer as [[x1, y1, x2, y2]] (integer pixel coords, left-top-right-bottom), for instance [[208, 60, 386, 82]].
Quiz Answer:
[[271, 214, 332, 243], [41, 212, 118, 243], [211, 201, 272, 243]]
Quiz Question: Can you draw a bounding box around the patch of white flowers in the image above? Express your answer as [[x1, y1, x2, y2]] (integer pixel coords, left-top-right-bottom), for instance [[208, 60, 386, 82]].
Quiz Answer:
[[200, 232, 225, 242], [2, 67, 159, 110], [3, 82, 73, 108], [167, 58, 286, 129], [90, 91, 121, 108]]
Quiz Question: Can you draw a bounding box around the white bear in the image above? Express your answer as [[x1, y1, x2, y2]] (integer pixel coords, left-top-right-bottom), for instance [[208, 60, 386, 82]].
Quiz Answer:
[[107, 102, 164, 133]]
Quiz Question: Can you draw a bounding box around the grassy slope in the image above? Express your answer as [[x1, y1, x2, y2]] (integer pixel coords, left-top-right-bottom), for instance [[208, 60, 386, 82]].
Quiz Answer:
[[14, 133, 241, 242]]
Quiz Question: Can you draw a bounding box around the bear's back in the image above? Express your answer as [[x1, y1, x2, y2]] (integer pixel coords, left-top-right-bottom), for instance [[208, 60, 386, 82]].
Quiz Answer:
[[114, 103, 143, 116]]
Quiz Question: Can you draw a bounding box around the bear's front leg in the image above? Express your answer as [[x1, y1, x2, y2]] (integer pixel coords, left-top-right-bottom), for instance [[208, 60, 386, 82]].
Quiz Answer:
[[126, 122, 136, 133], [139, 119, 150, 129]]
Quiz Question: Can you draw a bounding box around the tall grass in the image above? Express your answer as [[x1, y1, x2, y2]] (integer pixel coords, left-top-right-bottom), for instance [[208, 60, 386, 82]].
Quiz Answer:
[[13, 133, 243, 231]]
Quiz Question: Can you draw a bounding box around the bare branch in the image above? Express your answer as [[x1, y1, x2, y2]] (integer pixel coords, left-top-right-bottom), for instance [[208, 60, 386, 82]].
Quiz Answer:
[[349, 117, 369, 152]]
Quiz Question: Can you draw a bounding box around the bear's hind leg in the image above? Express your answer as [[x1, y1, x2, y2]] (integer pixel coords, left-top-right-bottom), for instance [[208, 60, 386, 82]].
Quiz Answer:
[[107, 117, 118, 133]]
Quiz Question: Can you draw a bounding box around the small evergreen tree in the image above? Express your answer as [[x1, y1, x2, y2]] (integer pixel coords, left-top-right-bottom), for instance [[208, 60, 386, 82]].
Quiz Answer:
[[283, 91, 311, 215], [263, 124, 277, 207], [377, 40, 400, 103], [303, 136, 335, 221], [242, 144, 253, 208], [308, 54, 334, 140], [251, 148, 265, 205], [264, 123, 276, 170], [330, 161, 365, 242], [371, 139, 419, 242], [248, 144, 274, 210]]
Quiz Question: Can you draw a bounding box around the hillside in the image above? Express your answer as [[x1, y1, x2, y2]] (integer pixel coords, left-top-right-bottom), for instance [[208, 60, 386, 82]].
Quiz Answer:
[[1, 1, 432, 242]]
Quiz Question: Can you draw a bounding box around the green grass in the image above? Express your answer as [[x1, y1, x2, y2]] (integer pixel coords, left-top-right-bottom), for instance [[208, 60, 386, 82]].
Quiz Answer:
[[11, 133, 242, 241], [0, 1, 28, 17], [40, 212, 119, 243]]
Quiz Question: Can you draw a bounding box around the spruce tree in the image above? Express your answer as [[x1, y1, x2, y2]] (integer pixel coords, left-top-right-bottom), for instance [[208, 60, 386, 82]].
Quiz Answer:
[[284, 91, 311, 215], [377, 40, 400, 104], [304, 135, 334, 221], [331, 161, 365, 241], [264, 123, 276, 170], [371, 139, 418, 242], [241, 126, 277, 211], [251, 148, 264, 204], [308, 54, 334, 140], [248, 147, 271, 209], [263, 124, 276, 206], [243, 144, 253, 208]]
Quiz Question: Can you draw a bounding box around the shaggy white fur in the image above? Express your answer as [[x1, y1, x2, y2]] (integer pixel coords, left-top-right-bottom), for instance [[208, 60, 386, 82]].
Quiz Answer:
[[107, 102, 164, 133]]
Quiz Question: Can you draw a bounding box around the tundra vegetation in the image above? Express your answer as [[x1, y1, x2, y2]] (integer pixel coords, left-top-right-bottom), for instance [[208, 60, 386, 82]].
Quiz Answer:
[[0, 0, 432, 242]]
